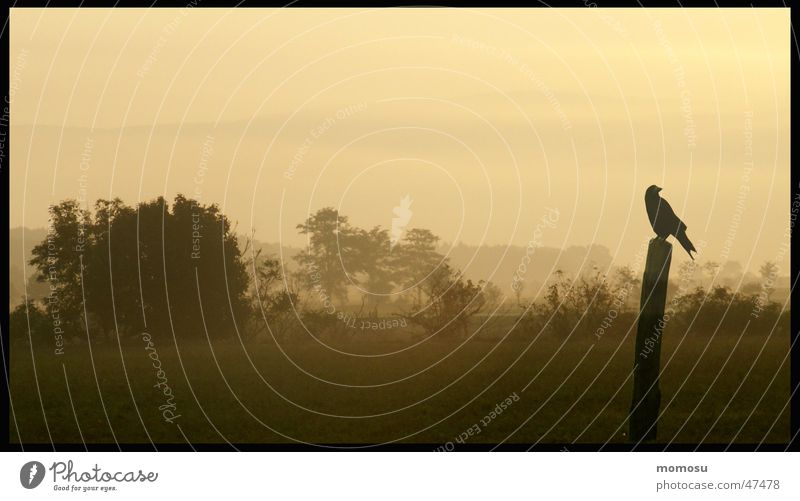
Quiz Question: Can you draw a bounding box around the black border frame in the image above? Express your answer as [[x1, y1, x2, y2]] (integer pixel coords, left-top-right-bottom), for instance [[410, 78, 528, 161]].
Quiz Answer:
[[1, 0, 796, 452]]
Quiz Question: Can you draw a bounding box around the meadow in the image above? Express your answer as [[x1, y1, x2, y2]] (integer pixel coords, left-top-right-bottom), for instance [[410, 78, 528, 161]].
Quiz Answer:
[[9, 314, 790, 447]]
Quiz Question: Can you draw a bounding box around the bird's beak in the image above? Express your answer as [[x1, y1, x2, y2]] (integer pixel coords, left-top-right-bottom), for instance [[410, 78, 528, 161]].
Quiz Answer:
[[656, 186, 662, 192]]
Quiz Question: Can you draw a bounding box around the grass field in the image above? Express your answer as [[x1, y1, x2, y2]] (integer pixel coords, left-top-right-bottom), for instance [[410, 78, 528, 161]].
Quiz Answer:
[[9, 315, 790, 446]]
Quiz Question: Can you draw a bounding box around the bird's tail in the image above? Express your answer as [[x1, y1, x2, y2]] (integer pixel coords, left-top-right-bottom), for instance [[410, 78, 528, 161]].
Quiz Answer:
[[676, 229, 696, 260]]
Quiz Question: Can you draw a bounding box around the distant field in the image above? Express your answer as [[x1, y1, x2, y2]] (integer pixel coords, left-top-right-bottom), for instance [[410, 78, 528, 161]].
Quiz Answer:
[[9, 318, 790, 446]]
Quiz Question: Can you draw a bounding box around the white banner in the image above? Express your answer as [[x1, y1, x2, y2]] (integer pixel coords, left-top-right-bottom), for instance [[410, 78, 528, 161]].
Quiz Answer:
[[1, 452, 798, 499]]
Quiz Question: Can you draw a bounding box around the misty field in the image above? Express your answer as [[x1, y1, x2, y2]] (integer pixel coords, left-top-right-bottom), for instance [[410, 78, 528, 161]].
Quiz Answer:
[[9, 315, 789, 446]]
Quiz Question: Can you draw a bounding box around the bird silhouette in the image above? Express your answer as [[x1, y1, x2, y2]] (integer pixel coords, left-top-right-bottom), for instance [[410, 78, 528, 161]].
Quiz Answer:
[[645, 185, 696, 260]]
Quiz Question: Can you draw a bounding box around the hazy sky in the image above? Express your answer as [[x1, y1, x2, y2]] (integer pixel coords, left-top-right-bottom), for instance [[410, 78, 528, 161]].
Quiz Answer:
[[10, 8, 790, 271]]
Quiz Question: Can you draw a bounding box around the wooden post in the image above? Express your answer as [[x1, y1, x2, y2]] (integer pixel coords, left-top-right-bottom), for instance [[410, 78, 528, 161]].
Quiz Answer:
[[629, 237, 672, 442]]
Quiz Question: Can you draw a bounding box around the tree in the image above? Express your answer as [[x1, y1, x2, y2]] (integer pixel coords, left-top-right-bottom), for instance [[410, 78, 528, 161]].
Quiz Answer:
[[672, 284, 764, 332], [29, 195, 250, 343], [9, 300, 50, 344], [30, 200, 92, 340], [248, 250, 299, 341], [85, 198, 141, 339], [571, 267, 615, 331], [404, 262, 486, 338], [135, 196, 171, 337], [536, 269, 572, 334], [165, 194, 250, 340], [295, 208, 359, 305], [392, 228, 443, 304], [531, 267, 620, 336], [351, 226, 395, 312]]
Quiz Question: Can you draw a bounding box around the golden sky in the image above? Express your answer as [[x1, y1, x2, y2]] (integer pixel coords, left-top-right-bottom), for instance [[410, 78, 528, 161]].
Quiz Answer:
[[10, 8, 790, 271]]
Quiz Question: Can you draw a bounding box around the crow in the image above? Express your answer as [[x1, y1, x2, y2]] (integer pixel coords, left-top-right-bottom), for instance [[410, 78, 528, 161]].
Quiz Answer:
[[645, 185, 696, 260]]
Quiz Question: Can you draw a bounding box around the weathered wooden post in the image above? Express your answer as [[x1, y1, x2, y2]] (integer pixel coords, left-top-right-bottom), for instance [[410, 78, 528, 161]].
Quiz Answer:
[[629, 237, 672, 442]]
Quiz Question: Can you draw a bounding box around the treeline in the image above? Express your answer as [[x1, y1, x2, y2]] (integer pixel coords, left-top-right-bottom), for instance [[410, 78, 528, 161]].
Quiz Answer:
[[10, 196, 498, 344], [520, 265, 787, 339], [12, 196, 249, 344], [10, 196, 788, 347]]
